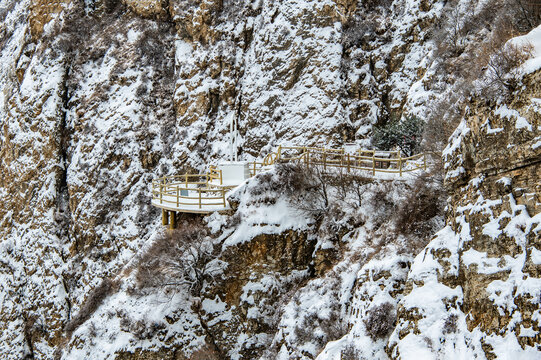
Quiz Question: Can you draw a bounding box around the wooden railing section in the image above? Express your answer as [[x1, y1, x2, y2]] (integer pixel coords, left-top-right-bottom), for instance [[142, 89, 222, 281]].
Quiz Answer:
[[151, 174, 227, 210], [266, 146, 427, 176], [152, 146, 427, 214], [208, 166, 223, 185]]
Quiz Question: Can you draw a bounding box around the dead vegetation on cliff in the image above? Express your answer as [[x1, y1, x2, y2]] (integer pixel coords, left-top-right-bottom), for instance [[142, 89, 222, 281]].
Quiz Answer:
[[426, 0, 538, 156], [253, 162, 445, 256], [134, 222, 224, 298]]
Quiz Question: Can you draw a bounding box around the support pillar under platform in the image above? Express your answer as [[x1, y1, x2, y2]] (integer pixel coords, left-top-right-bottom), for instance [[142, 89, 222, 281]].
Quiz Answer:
[[162, 209, 169, 226], [169, 211, 177, 230]]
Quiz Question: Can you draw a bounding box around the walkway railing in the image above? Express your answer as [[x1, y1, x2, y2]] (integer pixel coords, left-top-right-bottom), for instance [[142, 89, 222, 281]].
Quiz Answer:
[[270, 146, 426, 176], [208, 166, 223, 185], [151, 174, 227, 211], [151, 145, 428, 219]]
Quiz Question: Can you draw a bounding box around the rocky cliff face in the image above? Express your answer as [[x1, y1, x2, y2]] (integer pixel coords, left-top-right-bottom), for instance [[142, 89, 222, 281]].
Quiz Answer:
[[0, 0, 539, 359], [389, 62, 541, 358]]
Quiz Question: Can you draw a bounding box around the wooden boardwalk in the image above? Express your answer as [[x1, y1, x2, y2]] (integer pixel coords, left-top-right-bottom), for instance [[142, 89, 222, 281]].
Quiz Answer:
[[151, 146, 428, 227], [274, 146, 427, 176]]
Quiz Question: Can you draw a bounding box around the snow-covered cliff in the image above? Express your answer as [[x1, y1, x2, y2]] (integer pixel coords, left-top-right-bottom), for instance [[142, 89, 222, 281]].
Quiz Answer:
[[0, 0, 539, 359]]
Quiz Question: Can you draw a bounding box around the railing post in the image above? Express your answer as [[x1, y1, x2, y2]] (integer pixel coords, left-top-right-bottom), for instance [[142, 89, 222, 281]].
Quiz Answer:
[[399, 152, 403, 177], [177, 187, 179, 207], [347, 153, 350, 172], [160, 184, 163, 204], [323, 148, 327, 170], [222, 189, 226, 207], [372, 154, 375, 175], [277, 146, 282, 161], [199, 190, 202, 209], [423, 153, 427, 170], [219, 169, 223, 185]]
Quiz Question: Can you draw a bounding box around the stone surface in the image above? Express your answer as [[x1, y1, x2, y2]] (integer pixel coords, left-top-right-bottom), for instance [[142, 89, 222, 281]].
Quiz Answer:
[[389, 68, 541, 358], [1, 0, 539, 359]]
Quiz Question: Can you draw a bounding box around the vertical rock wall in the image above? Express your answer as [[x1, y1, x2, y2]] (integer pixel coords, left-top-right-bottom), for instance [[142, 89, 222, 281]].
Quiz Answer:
[[389, 69, 541, 358]]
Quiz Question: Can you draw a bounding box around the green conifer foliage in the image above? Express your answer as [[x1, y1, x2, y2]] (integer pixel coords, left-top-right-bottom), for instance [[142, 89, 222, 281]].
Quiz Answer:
[[371, 115, 425, 156]]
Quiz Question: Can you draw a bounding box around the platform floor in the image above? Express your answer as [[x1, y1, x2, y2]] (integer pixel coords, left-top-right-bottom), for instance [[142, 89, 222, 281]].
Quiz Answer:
[[151, 190, 230, 214]]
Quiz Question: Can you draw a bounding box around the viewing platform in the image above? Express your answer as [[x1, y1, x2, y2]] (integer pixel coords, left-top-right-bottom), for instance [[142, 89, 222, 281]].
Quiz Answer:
[[151, 145, 428, 228]]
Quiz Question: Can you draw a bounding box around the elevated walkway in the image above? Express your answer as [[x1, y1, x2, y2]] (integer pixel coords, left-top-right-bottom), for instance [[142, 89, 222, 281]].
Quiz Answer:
[[151, 174, 233, 215], [151, 145, 428, 228], [275, 146, 427, 176]]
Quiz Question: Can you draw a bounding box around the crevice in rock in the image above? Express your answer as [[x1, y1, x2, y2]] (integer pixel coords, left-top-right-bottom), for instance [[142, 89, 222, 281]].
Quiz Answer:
[[193, 302, 226, 359], [57, 56, 75, 327], [62, 277, 72, 321], [22, 313, 35, 360], [486, 157, 541, 177]]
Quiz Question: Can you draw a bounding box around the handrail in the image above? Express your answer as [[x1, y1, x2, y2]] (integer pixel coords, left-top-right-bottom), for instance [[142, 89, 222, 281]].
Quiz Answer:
[[151, 146, 427, 215], [152, 177, 227, 210], [249, 161, 265, 177], [208, 165, 223, 185], [266, 146, 427, 175]]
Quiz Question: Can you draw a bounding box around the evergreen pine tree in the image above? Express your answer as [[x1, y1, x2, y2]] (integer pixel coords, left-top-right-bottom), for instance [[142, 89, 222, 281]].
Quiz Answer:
[[372, 115, 424, 156]]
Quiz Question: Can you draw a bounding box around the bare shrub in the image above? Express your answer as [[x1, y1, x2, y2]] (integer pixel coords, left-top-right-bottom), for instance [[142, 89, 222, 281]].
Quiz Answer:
[[475, 40, 533, 99], [249, 171, 281, 198], [340, 0, 394, 56], [423, 93, 465, 155], [100, 0, 122, 14], [342, 16, 378, 50], [294, 303, 347, 349], [341, 344, 361, 360], [360, 0, 394, 11], [394, 174, 445, 240], [225, 212, 241, 228], [330, 169, 371, 211], [503, 0, 541, 33], [364, 302, 396, 340], [432, 0, 475, 60], [274, 162, 317, 197], [431, 0, 537, 101], [135, 224, 222, 297], [55, 4, 94, 55], [367, 181, 397, 221], [280, 163, 330, 217], [443, 313, 459, 334], [65, 278, 120, 336], [137, 24, 173, 67], [219, 0, 247, 23], [87, 321, 98, 339], [316, 202, 349, 242], [250, 163, 330, 217], [55, 0, 126, 57], [118, 310, 166, 340]]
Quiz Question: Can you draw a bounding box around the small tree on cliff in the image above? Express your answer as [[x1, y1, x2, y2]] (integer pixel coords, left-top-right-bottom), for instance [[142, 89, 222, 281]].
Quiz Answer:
[[371, 115, 424, 156], [135, 224, 224, 297]]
